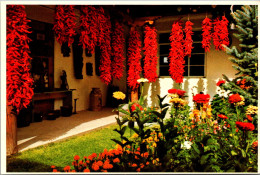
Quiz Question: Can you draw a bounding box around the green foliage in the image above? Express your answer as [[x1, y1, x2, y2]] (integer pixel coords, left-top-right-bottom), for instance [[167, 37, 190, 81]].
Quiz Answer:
[[222, 5, 258, 105]]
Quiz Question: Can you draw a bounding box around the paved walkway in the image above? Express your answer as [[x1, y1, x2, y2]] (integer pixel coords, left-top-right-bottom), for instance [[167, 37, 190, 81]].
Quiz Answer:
[[17, 108, 117, 152]]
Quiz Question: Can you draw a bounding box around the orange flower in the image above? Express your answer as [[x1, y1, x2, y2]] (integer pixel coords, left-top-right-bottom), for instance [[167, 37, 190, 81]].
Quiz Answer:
[[136, 168, 141, 172], [132, 163, 138, 167], [92, 163, 99, 171], [101, 169, 108, 172], [247, 115, 253, 122], [193, 109, 200, 116], [71, 170, 76, 172], [53, 169, 58, 172], [83, 168, 90, 172], [64, 165, 71, 172], [74, 155, 80, 161], [96, 160, 103, 167], [51, 165, 56, 169], [146, 162, 149, 165], [113, 158, 120, 163], [103, 160, 113, 169]]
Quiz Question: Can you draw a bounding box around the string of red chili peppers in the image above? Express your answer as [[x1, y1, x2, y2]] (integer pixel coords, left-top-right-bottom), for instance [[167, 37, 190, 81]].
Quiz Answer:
[[53, 5, 76, 47], [143, 25, 158, 82], [111, 21, 125, 80], [7, 5, 34, 114], [127, 30, 142, 90]]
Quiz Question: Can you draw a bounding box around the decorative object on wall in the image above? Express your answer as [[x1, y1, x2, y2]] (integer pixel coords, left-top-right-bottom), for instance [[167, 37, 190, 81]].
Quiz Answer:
[[96, 7, 106, 46], [72, 34, 83, 79], [111, 21, 125, 80], [79, 5, 98, 56], [86, 63, 93, 76], [7, 5, 34, 113], [53, 5, 76, 57], [184, 20, 194, 57], [99, 14, 112, 85], [212, 16, 230, 50], [202, 17, 212, 52], [60, 70, 69, 90], [127, 29, 142, 90], [143, 24, 158, 82], [168, 21, 185, 83]]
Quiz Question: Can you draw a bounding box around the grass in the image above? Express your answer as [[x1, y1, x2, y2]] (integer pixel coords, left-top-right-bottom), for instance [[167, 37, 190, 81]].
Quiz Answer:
[[7, 124, 131, 172]]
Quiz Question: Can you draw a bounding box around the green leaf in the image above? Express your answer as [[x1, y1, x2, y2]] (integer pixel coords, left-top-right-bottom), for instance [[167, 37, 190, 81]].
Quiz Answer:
[[200, 153, 213, 165], [192, 143, 200, 155], [118, 108, 130, 116], [231, 150, 238, 156], [241, 149, 246, 158]]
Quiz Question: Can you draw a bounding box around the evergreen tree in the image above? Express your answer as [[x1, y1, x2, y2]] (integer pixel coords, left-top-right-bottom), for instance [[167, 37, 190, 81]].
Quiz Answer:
[[222, 5, 258, 106]]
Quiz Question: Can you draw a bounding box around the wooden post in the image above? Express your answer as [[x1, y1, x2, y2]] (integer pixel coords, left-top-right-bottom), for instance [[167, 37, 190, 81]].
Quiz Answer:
[[131, 89, 139, 102], [6, 105, 18, 155]]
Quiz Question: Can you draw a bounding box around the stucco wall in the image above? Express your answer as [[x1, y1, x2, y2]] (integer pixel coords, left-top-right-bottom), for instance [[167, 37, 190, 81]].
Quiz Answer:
[[144, 14, 238, 107], [25, 5, 128, 112]]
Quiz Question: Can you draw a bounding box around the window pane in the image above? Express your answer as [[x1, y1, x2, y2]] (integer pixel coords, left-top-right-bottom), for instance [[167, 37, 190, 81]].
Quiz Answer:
[[160, 45, 170, 55], [192, 31, 203, 41], [159, 66, 169, 76], [159, 33, 170, 43], [193, 43, 205, 53], [184, 56, 188, 65], [190, 54, 205, 65], [190, 66, 205, 76], [184, 66, 188, 76], [160, 56, 169, 65]]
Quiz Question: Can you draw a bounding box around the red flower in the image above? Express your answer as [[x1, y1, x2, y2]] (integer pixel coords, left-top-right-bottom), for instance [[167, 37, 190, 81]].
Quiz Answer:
[[169, 21, 185, 83], [252, 141, 258, 150], [74, 155, 80, 161], [7, 5, 34, 114], [53, 169, 58, 172], [131, 103, 143, 112], [212, 16, 230, 51], [202, 17, 212, 52], [184, 20, 194, 57], [229, 94, 242, 104], [236, 121, 255, 131], [53, 5, 76, 47], [143, 25, 158, 82], [96, 160, 103, 167], [168, 89, 186, 97], [218, 114, 228, 119], [193, 94, 210, 104], [127, 30, 142, 90], [216, 80, 226, 86], [64, 165, 71, 172], [92, 162, 100, 171], [103, 160, 113, 169], [247, 115, 253, 122], [51, 165, 56, 169], [79, 5, 98, 54], [111, 21, 125, 80], [113, 158, 120, 163], [84, 168, 90, 172]]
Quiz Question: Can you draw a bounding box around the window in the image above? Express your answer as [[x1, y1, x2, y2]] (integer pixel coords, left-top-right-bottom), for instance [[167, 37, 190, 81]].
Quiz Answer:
[[159, 31, 206, 77]]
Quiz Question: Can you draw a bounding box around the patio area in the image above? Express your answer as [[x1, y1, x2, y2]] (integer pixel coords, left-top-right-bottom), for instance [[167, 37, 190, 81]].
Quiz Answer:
[[17, 108, 117, 152]]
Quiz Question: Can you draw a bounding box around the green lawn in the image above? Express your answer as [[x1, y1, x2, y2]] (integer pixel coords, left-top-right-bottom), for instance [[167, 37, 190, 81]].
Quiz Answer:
[[7, 124, 131, 172]]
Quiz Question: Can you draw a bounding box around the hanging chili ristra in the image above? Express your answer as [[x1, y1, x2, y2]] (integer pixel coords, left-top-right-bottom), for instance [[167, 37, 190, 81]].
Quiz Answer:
[[202, 17, 212, 52], [184, 20, 194, 57], [143, 25, 158, 82], [79, 5, 98, 54], [7, 5, 34, 114], [127, 29, 142, 90], [111, 21, 125, 80], [212, 16, 230, 50], [53, 5, 76, 47], [169, 21, 185, 83]]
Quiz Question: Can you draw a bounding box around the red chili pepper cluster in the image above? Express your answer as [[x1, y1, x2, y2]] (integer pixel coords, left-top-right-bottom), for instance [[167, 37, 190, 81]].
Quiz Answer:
[[143, 25, 158, 82], [236, 78, 252, 90], [212, 16, 230, 51], [184, 21, 194, 57], [79, 5, 99, 54], [7, 5, 34, 114], [228, 94, 242, 104], [127, 30, 142, 90], [193, 94, 210, 104], [96, 7, 106, 46], [99, 14, 112, 85], [201, 17, 212, 52], [236, 121, 255, 131], [216, 80, 226, 86], [53, 5, 76, 47], [169, 22, 185, 83], [111, 21, 125, 80]]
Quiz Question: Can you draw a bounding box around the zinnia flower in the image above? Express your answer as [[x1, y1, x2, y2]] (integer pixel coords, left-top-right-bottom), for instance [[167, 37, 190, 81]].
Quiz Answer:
[[236, 121, 255, 131], [246, 105, 258, 115], [247, 115, 253, 122], [83, 168, 90, 172], [113, 158, 120, 163], [74, 155, 80, 161], [193, 94, 210, 104], [216, 80, 225, 86], [51, 165, 56, 169], [228, 94, 242, 104], [131, 103, 143, 112], [92, 163, 99, 171], [252, 141, 258, 150], [113, 91, 126, 100], [64, 165, 71, 172], [218, 114, 228, 119], [168, 89, 186, 97]]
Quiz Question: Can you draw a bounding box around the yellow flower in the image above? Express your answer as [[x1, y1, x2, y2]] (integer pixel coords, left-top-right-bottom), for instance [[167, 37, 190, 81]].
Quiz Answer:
[[235, 96, 245, 106], [246, 105, 258, 115], [113, 91, 126, 100], [201, 111, 206, 119], [189, 113, 194, 119], [169, 94, 179, 99], [132, 133, 139, 138]]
